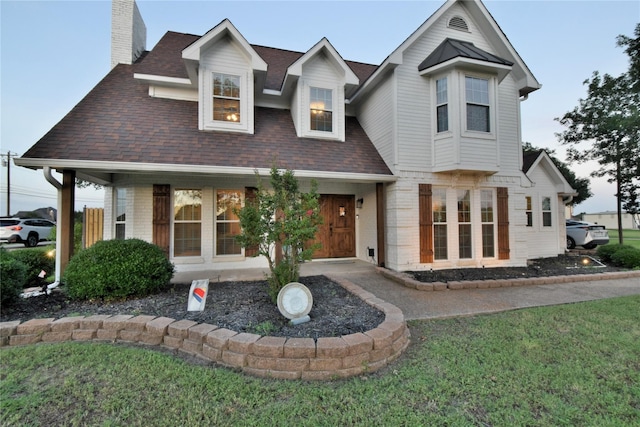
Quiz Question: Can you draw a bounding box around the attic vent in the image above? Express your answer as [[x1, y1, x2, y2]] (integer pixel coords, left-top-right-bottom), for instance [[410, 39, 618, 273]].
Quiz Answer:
[[448, 16, 469, 32]]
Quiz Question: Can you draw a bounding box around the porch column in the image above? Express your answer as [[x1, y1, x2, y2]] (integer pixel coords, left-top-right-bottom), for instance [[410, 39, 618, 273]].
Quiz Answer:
[[60, 170, 76, 274], [376, 182, 385, 267]]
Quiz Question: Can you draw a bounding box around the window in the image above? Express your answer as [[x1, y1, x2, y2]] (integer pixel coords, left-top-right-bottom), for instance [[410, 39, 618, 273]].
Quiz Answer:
[[212, 73, 240, 122], [216, 190, 243, 256], [436, 78, 448, 132], [115, 188, 126, 240], [465, 76, 490, 132], [525, 196, 533, 227], [310, 87, 332, 132], [174, 189, 202, 257], [433, 188, 448, 260], [542, 197, 552, 227], [457, 190, 472, 259], [481, 190, 495, 257]]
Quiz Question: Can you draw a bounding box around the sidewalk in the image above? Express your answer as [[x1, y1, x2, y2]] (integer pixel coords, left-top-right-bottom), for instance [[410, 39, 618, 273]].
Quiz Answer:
[[174, 259, 640, 321]]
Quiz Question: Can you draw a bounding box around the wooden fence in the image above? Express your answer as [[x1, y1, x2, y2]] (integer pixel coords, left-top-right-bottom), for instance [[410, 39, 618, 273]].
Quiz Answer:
[[83, 207, 104, 249]]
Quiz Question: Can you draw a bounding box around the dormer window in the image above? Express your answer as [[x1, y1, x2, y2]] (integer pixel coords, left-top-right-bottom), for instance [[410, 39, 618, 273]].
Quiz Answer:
[[310, 87, 333, 132], [213, 73, 240, 122]]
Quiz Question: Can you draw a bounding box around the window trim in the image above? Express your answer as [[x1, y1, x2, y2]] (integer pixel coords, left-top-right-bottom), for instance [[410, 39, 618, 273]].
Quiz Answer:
[[525, 196, 533, 227], [542, 196, 552, 227], [435, 77, 449, 133], [173, 189, 203, 258], [432, 187, 448, 260], [304, 82, 339, 139], [480, 189, 496, 258], [214, 189, 244, 257], [114, 187, 127, 240], [461, 73, 496, 139], [201, 68, 250, 133]]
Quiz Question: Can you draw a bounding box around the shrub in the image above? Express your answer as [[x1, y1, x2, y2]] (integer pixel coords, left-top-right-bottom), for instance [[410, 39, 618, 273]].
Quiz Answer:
[[596, 244, 635, 264], [610, 247, 640, 269], [0, 249, 27, 307], [10, 248, 55, 288], [63, 239, 174, 300]]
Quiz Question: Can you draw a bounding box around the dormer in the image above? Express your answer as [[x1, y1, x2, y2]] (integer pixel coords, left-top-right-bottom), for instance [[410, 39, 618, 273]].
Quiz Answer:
[[182, 19, 268, 133], [284, 39, 359, 141]]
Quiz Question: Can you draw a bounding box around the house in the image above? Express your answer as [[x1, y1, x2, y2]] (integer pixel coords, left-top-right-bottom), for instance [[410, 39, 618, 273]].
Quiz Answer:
[[16, 0, 575, 277]]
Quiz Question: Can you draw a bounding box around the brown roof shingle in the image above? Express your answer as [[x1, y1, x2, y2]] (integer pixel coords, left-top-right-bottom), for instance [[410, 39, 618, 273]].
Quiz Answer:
[[23, 62, 391, 176]]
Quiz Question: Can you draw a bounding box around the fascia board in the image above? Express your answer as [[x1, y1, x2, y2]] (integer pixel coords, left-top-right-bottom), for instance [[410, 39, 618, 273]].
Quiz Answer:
[[133, 73, 194, 87], [15, 158, 396, 183]]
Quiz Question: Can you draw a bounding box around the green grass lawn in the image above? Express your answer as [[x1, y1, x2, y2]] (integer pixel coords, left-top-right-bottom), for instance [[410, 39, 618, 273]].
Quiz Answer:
[[607, 229, 640, 249], [2, 296, 639, 426]]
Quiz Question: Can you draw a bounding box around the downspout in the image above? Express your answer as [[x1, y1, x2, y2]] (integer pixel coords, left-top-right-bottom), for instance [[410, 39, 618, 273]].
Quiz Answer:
[[43, 167, 63, 288]]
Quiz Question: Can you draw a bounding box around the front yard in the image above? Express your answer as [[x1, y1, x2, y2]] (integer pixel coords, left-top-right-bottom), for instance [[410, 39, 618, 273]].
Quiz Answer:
[[2, 295, 638, 426]]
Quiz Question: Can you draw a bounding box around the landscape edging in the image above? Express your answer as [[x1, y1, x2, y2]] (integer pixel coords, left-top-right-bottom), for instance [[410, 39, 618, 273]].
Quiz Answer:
[[0, 277, 410, 381], [376, 267, 640, 291]]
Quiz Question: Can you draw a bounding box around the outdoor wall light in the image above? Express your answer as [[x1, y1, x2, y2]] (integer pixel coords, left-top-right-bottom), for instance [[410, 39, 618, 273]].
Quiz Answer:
[[356, 198, 363, 209]]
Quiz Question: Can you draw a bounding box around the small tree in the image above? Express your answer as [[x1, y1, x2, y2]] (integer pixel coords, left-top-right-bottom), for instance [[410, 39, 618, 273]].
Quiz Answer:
[[235, 167, 322, 303]]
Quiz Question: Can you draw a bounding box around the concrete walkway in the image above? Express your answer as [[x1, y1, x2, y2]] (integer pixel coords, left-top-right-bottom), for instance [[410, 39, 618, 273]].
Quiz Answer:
[[174, 259, 640, 321]]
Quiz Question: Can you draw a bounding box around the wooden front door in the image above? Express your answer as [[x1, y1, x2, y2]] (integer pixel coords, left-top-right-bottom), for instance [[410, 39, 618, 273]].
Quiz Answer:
[[313, 195, 356, 258]]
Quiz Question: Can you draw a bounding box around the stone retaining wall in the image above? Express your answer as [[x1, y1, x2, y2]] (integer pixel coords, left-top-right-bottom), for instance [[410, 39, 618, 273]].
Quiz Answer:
[[0, 275, 410, 381], [378, 268, 640, 291]]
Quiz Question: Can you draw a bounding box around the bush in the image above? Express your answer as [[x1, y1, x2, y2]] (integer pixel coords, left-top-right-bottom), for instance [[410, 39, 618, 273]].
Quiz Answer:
[[610, 247, 640, 269], [0, 249, 27, 307], [10, 248, 55, 288], [596, 244, 636, 264], [63, 239, 174, 300]]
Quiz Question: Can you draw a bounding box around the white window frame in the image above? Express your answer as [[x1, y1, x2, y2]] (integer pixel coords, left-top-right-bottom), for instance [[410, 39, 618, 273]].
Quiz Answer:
[[542, 196, 552, 227], [214, 189, 244, 257], [305, 83, 339, 139], [432, 187, 448, 260], [201, 68, 250, 133], [435, 77, 449, 133], [173, 189, 203, 258], [114, 187, 127, 240], [480, 189, 496, 258], [461, 73, 496, 139]]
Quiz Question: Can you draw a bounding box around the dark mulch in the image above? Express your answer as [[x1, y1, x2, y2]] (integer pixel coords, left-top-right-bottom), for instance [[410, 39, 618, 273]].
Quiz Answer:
[[410, 254, 625, 283], [0, 275, 385, 341]]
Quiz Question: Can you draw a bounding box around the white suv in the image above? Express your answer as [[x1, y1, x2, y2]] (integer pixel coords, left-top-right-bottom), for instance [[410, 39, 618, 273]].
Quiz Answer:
[[0, 218, 56, 247]]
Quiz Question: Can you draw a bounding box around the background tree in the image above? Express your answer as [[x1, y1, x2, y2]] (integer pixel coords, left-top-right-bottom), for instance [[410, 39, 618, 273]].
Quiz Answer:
[[523, 142, 592, 206], [235, 167, 322, 303], [555, 24, 640, 244]]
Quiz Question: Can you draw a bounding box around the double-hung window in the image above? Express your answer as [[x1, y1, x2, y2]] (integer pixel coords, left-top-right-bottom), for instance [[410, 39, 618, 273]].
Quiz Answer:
[[457, 190, 472, 259], [212, 73, 241, 123], [433, 188, 448, 260], [481, 190, 495, 257], [525, 196, 533, 227], [114, 188, 126, 240], [436, 78, 448, 132], [542, 197, 552, 227], [465, 76, 490, 132], [310, 87, 333, 132], [174, 189, 202, 257], [215, 190, 243, 256]]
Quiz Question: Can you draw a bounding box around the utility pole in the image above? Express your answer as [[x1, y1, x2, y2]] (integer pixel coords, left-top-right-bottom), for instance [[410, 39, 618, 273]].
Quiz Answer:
[[1, 152, 16, 217]]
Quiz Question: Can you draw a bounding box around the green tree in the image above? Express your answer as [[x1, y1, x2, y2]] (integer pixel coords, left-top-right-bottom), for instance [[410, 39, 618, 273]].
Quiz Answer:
[[235, 167, 322, 303], [523, 142, 592, 206], [555, 24, 640, 244]]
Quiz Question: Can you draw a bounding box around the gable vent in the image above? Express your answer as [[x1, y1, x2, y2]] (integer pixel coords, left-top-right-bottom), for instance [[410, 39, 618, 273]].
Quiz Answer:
[[448, 16, 469, 32]]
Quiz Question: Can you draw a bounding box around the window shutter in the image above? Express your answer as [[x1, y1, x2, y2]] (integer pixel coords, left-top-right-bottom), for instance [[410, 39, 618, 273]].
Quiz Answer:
[[497, 187, 510, 260], [244, 187, 259, 257], [153, 184, 171, 257], [419, 184, 434, 263]]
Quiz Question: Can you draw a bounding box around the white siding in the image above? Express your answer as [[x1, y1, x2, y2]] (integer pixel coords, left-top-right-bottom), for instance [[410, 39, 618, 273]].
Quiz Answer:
[[356, 76, 395, 171]]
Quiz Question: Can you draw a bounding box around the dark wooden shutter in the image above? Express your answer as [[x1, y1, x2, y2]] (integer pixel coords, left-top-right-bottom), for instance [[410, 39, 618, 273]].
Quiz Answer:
[[244, 187, 259, 257], [497, 187, 510, 260], [419, 184, 434, 263], [153, 184, 171, 257]]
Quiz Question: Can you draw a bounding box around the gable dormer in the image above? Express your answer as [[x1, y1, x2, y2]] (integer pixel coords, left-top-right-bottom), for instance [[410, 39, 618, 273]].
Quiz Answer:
[[284, 39, 359, 141], [182, 19, 267, 133]]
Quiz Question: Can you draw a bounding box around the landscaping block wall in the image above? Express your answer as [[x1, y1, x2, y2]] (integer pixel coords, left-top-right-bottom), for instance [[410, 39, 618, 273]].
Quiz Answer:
[[0, 276, 410, 380]]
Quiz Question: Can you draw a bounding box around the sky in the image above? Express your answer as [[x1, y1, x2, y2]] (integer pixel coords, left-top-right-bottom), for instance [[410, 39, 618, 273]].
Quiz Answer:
[[1, 0, 638, 216]]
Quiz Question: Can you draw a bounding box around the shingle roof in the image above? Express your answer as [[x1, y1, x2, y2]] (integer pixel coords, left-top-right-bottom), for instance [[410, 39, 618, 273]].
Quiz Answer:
[[522, 150, 542, 173], [418, 38, 513, 72], [22, 63, 391, 176], [134, 31, 378, 91]]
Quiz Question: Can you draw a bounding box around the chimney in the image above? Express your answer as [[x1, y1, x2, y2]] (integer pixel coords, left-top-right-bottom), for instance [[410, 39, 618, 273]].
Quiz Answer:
[[111, 0, 147, 68]]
